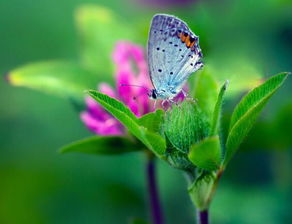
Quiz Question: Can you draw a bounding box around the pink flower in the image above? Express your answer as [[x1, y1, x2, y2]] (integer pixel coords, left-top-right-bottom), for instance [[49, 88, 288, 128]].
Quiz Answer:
[[80, 41, 154, 135]]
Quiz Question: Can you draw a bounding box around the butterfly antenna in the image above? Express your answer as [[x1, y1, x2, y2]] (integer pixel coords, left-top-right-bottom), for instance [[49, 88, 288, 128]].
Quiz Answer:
[[120, 84, 153, 102], [120, 84, 151, 92]]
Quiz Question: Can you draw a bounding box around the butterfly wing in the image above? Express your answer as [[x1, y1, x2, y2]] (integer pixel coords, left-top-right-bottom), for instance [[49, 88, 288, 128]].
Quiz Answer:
[[147, 14, 203, 96]]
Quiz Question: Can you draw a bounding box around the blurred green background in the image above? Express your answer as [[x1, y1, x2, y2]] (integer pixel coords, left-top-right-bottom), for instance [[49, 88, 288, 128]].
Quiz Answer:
[[1, 0, 292, 223]]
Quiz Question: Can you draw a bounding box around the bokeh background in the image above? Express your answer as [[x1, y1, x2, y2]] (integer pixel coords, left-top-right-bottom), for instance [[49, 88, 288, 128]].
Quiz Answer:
[[1, 0, 292, 223]]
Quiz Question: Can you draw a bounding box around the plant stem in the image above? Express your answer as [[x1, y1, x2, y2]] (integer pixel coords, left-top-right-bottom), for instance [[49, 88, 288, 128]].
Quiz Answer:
[[206, 168, 224, 206], [146, 154, 164, 224], [198, 168, 223, 224], [197, 210, 208, 224]]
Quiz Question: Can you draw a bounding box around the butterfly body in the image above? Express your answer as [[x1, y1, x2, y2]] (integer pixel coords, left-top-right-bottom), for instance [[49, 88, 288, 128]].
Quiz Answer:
[[149, 82, 183, 100], [147, 14, 203, 100]]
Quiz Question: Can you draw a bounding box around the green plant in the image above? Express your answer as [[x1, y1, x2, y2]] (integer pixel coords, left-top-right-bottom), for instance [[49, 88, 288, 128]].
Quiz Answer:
[[7, 4, 290, 224], [62, 71, 288, 223]]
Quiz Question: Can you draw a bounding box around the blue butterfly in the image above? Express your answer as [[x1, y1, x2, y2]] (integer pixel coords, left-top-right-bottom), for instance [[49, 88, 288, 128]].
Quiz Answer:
[[147, 14, 203, 101]]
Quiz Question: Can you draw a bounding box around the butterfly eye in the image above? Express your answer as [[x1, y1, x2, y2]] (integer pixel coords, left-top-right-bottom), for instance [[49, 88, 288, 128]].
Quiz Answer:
[[151, 90, 157, 99]]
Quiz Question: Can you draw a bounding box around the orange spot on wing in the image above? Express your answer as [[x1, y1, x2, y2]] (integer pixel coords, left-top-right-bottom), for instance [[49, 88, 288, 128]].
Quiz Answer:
[[180, 32, 186, 42], [189, 41, 196, 48], [185, 35, 191, 47]]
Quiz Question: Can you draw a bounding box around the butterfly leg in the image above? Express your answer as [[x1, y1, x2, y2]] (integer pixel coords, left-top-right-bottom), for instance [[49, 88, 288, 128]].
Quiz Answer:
[[153, 100, 157, 110], [169, 99, 177, 106], [182, 89, 188, 98], [161, 100, 166, 110]]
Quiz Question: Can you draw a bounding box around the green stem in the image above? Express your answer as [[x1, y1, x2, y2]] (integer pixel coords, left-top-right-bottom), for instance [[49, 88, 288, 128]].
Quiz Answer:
[[195, 169, 223, 224], [206, 168, 224, 206]]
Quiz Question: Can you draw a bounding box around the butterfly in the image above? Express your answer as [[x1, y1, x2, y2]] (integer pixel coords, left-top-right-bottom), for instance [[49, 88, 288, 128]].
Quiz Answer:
[[147, 14, 203, 101]]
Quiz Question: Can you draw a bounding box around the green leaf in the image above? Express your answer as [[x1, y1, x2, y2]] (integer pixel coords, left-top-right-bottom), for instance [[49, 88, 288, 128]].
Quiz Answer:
[[188, 136, 221, 171], [138, 109, 164, 133], [193, 67, 219, 121], [209, 80, 229, 136], [88, 90, 166, 156], [164, 101, 209, 153], [8, 61, 96, 102], [60, 136, 143, 155], [76, 5, 137, 76], [188, 171, 216, 211], [89, 89, 138, 121], [143, 130, 167, 156], [224, 72, 289, 165]]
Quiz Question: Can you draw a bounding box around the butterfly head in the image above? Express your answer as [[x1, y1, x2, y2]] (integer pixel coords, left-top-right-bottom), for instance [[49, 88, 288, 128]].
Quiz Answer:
[[149, 88, 179, 100]]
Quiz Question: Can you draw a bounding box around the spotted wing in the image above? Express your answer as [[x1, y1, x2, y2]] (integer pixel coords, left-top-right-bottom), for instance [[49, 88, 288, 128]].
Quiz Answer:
[[147, 14, 203, 93]]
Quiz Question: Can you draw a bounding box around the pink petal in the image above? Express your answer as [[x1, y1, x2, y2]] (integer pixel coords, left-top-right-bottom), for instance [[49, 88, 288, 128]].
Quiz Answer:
[[98, 118, 124, 135], [112, 41, 154, 116], [113, 41, 147, 75], [127, 100, 140, 116], [112, 42, 132, 70], [174, 91, 185, 102], [99, 83, 116, 98], [80, 112, 123, 136], [173, 85, 189, 102], [85, 96, 110, 121], [129, 44, 145, 64], [112, 42, 127, 64], [116, 70, 135, 102], [130, 46, 149, 75]]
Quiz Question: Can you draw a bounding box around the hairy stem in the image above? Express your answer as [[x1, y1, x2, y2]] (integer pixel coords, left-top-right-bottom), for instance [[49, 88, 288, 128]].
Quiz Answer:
[[195, 168, 224, 224], [206, 168, 224, 206], [146, 154, 164, 224], [197, 210, 209, 224]]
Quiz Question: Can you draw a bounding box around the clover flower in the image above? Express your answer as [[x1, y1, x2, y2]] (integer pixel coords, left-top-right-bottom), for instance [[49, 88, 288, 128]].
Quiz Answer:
[[80, 41, 154, 135]]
